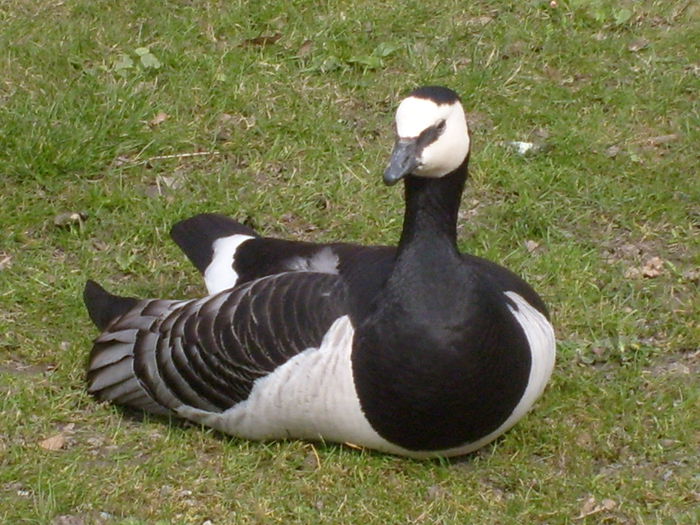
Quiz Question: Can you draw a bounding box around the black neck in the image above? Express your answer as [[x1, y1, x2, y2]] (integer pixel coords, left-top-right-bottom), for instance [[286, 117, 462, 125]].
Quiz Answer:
[[396, 156, 469, 257]]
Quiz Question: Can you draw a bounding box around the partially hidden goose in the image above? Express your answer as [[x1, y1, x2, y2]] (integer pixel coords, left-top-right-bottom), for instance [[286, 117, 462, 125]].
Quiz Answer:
[[84, 86, 556, 458]]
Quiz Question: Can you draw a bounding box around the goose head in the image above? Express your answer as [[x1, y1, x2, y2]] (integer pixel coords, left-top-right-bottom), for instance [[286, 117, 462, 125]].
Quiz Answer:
[[384, 86, 470, 185]]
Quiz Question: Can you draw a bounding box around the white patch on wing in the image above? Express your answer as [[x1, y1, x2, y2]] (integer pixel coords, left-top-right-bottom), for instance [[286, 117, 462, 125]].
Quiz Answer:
[[394, 96, 470, 178], [203, 234, 254, 294], [286, 247, 339, 274]]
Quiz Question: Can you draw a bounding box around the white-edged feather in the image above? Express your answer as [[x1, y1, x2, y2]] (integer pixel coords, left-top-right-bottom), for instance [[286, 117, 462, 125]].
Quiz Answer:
[[286, 247, 340, 274]]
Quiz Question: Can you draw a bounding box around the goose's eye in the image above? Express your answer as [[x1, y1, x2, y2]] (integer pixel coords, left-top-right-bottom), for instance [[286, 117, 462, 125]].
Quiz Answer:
[[436, 120, 446, 133]]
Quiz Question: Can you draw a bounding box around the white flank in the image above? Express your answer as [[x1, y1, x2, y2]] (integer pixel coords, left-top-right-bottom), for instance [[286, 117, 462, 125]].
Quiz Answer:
[[203, 234, 254, 294], [504, 291, 556, 410], [286, 247, 339, 274], [176, 315, 404, 453], [496, 292, 556, 430]]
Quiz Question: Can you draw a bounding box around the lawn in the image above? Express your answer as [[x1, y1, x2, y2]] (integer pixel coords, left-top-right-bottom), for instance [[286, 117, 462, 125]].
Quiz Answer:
[[1, 0, 698, 523]]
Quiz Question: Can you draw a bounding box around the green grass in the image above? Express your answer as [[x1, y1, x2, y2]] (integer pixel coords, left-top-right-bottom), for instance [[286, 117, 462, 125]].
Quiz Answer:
[[1, 0, 698, 523]]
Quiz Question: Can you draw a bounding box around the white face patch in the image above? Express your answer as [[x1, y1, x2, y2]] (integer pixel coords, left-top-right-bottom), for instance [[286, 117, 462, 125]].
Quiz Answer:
[[394, 96, 470, 178]]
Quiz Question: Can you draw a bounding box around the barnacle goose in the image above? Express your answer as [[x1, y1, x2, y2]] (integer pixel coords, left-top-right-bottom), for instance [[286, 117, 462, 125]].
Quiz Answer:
[[84, 86, 555, 458]]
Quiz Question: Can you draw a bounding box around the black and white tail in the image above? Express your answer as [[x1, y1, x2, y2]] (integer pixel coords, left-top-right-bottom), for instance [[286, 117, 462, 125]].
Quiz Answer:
[[170, 213, 258, 294], [170, 213, 257, 274]]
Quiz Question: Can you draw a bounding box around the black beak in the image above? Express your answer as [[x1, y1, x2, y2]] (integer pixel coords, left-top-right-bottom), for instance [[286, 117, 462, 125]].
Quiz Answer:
[[384, 138, 419, 185]]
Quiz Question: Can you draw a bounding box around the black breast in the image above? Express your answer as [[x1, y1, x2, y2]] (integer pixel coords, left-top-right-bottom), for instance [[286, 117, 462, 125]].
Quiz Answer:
[[351, 269, 532, 452]]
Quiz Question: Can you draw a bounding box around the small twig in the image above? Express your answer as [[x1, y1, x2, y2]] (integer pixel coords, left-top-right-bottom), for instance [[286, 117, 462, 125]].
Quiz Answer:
[[309, 443, 321, 469], [671, 1, 691, 21], [146, 151, 220, 162], [484, 46, 498, 68], [504, 62, 524, 86], [118, 151, 220, 168]]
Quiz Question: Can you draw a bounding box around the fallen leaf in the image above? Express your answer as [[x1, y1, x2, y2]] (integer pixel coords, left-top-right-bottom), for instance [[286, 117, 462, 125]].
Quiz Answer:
[[149, 112, 169, 127], [642, 256, 664, 278], [605, 145, 621, 158], [682, 268, 700, 283], [600, 498, 617, 511], [240, 33, 281, 47], [647, 134, 680, 146], [298, 39, 314, 57], [624, 267, 642, 279], [157, 174, 185, 190], [0, 252, 11, 271], [506, 141, 551, 155], [614, 7, 633, 26], [525, 240, 541, 253], [508, 141, 535, 155], [54, 212, 87, 227], [575, 496, 618, 520], [39, 433, 66, 451], [114, 155, 131, 167], [628, 38, 649, 52], [92, 240, 109, 251], [466, 15, 493, 27], [577, 496, 597, 517], [135, 47, 161, 69]]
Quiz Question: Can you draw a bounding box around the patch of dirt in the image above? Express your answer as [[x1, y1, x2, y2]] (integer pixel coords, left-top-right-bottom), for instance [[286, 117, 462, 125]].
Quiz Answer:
[[0, 359, 55, 376], [465, 111, 494, 134], [601, 224, 695, 276], [50, 511, 115, 525], [649, 349, 700, 377], [263, 212, 322, 240]]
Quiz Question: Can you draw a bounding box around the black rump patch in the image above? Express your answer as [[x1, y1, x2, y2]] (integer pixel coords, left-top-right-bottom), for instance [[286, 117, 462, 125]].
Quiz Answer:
[[409, 86, 460, 106]]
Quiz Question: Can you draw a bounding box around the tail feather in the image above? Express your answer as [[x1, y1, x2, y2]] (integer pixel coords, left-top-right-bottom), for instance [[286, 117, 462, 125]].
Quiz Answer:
[[84, 280, 139, 331], [90, 331, 138, 368], [88, 355, 133, 391], [170, 213, 258, 274], [84, 284, 186, 416]]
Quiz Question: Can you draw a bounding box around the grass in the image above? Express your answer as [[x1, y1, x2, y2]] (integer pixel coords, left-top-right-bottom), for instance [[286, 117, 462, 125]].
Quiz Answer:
[[1, 0, 698, 523]]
